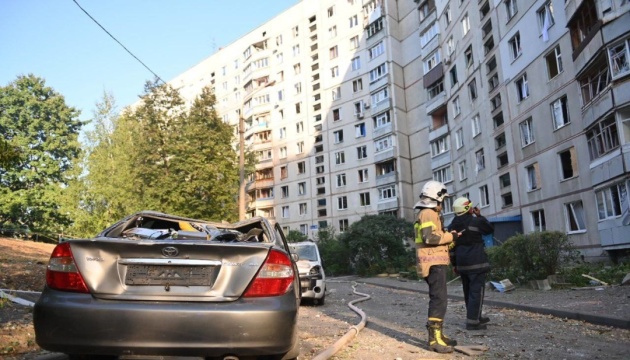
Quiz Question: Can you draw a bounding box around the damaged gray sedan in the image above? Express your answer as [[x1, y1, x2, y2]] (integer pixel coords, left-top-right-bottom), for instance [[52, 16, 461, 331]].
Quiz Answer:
[[33, 211, 301, 360]]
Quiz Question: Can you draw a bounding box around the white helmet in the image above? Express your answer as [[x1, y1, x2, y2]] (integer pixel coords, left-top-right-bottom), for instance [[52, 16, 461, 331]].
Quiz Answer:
[[453, 197, 473, 215], [420, 180, 449, 204]]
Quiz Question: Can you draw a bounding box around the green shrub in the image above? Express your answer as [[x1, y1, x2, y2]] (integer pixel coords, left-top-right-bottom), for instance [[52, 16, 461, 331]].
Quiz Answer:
[[560, 262, 630, 286], [487, 231, 580, 283]]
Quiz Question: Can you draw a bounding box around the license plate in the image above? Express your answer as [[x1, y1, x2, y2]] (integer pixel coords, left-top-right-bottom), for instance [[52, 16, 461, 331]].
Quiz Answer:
[[126, 265, 215, 286]]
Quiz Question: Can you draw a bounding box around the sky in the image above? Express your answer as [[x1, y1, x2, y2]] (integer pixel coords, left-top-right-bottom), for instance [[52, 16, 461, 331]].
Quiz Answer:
[[1, 0, 298, 126]]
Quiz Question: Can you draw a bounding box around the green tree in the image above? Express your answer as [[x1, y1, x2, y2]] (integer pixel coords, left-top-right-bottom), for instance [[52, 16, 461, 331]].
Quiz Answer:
[[286, 230, 308, 243], [316, 226, 353, 276], [0, 75, 84, 232], [339, 214, 415, 276]]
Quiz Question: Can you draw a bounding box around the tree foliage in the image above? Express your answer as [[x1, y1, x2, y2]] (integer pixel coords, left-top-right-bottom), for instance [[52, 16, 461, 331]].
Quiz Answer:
[[0, 75, 84, 232], [65, 80, 241, 236], [286, 230, 308, 243]]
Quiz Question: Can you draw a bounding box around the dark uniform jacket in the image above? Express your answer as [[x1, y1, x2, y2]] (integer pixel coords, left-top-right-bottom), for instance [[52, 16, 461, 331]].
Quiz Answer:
[[448, 213, 493, 274]]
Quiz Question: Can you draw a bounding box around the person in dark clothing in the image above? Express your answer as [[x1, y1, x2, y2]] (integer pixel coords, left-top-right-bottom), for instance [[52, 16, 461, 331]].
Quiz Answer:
[[448, 197, 494, 330]]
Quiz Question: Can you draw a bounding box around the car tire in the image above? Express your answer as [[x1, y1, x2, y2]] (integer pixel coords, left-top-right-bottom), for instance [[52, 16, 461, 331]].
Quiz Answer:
[[315, 290, 326, 306]]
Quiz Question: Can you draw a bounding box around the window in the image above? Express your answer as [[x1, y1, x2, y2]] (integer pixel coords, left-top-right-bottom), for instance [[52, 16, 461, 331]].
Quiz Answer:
[[327, 6, 335, 17], [502, 192, 513, 207], [586, 116, 619, 160], [298, 182, 306, 196], [280, 165, 288, 179], [360, 192, 371, 206], [479, 185, 490, 207], [450, 66, 458, 87], [367, 17, 384, 37], [497, 152, 509, 168], [565, 201, 586, 232], [537, 1, 555, 38], [579, 55, 610, 106], [455, 128, 464, 149], [596, 182, 627, 220], [357, 145, 368, 159], [296, 121, 304, 134], [292, 45, 300, 56], [526, 163, 540, 191], [532, 210, 546, 231], [333, 130, 344, 144], [499, 173, 511, 188], [299, 203, 307, 215], [516, 74, 529, 102], [350, 36, 360, 50], [358, 168, 368, 182], [465, 46, 474, 67], [335, 151, 346, 165], [332, 87, 341, 100], [475, 148, 485, 172], [355, 123, 366, 137], [299, 224, 308, 235], [546, 46, 563, 79], [315, 155, 324, 164], [568, 0, 598, 51], [468, 79, 478, 100], [336, 173, 347, 187], [374, 111, 391, 128], [472, 115, 481, 137], [316, 165, 324, 174], [459, 160, 467, 180], [369, 41, 385, 59], [338, 196, 348, 210], [461, 13, 470, 35], [353, 78, 363, 92], [453, 97, 461, 117], [424, 51, 441, 73], [431, 135, 450, 157], [329, 46, 338, 59], [316, 177, 325, 185], [297, 161, 306, 174], [428, 81, 444, 99], [293, 26, 299, 38], [444, 6, 451, 25], [608, 39, 630, 79], [351, 56, 361, 71], [371, 87, 389, 105], [446, 36, 455, 56], [294, 82, 302, 95], [480, 1, 490, 18], [329, 25, 337, 38], [433, 166, 452, 184], [293, 63, 301, 75], [349, 14, 358, 28], [369, 63, 388, 82], [297, 141, 304, 154], [505, 0, 518, 20], [493, 112, 505, 128], [281, 186, 289, 198], [550, 96, 570, 129], [374, 136, 392, 152], [520, 118, 535, 146], [420, 22, 440, 48], [339, 219, 349, 232], [331, 66, 339, 78], [379, 185, 396, 200], [509, 32, 522, 60], [495, 132, 506, 150], [376, 160, 395, 176], [559, 147, 577, 180], [333, 108, 341, 121]]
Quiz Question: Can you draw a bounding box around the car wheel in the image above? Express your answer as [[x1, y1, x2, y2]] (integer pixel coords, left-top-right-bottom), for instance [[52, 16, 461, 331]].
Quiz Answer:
[[316, 290, 326, 306]]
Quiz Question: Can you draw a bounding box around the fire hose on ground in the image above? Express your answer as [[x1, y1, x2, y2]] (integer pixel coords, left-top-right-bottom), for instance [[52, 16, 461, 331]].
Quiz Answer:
[[311, 281, 371, 360]]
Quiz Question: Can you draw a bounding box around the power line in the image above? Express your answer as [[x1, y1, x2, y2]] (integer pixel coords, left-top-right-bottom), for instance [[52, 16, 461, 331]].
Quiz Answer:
[[71, 0, 166, 84]]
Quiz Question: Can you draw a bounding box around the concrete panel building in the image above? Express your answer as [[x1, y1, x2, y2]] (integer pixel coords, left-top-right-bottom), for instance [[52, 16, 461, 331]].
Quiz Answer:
[[166, 0, 630, 260]]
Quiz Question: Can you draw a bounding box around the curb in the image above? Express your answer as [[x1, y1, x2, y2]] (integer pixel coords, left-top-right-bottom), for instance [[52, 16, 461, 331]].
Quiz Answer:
[[357, 279, 630, 330]]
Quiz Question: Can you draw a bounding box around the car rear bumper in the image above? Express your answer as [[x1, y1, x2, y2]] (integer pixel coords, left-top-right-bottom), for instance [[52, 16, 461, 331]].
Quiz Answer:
[[34, 288, 299, 357]]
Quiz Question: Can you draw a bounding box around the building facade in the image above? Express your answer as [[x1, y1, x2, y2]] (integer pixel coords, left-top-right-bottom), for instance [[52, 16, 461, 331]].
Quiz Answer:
[[168, 0, 630, 259]]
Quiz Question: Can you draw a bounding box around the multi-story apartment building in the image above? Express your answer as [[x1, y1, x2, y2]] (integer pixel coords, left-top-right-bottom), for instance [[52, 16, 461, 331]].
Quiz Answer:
[[167, 0, 630, 260]]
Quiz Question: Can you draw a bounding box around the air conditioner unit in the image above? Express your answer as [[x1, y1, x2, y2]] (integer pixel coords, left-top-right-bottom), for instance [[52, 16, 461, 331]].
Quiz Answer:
[[356, 112, 364, 119], [364, 103, 370, 109]]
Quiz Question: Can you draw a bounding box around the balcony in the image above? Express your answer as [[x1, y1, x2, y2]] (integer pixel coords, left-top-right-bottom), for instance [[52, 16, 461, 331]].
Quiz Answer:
[[374, 146, 396, 163], [377, 197, 398, 212], [426, 91, 446, 115], [373, 122, 393, 138], [375, 172, 397, 186], [371, 98, 392, 115]]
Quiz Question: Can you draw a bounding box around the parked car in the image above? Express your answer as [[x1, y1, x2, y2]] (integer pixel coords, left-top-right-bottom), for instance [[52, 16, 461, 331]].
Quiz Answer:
[[289, 241, 326, 305], [34, 211, 301, 360]]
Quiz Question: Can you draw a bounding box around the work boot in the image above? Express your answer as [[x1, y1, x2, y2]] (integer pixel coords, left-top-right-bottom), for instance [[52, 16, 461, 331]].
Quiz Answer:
[[466, 321, 488, 330], [426, 321, 454, 353], [479, 315, 490, 325]]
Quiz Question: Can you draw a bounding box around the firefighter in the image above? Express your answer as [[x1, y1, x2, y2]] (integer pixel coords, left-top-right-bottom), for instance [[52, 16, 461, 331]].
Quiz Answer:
[[448, 197, 494, 330], [414, 180, 460, 353]]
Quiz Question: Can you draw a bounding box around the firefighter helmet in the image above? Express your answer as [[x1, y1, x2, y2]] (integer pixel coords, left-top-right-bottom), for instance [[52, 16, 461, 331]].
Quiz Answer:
[[453, 197, 474, 215], [420, 180, 449, 204]]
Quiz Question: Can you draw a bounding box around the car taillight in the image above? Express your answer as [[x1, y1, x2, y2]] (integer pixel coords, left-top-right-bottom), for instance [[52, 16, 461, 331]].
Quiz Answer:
[[46, 242, 89, 293], [243, 249, 294, 297]]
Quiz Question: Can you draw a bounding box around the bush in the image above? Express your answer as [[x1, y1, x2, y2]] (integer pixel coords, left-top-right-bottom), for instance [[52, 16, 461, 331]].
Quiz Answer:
[[487, 231, 579, 283], [560, 262, 630, 286]]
